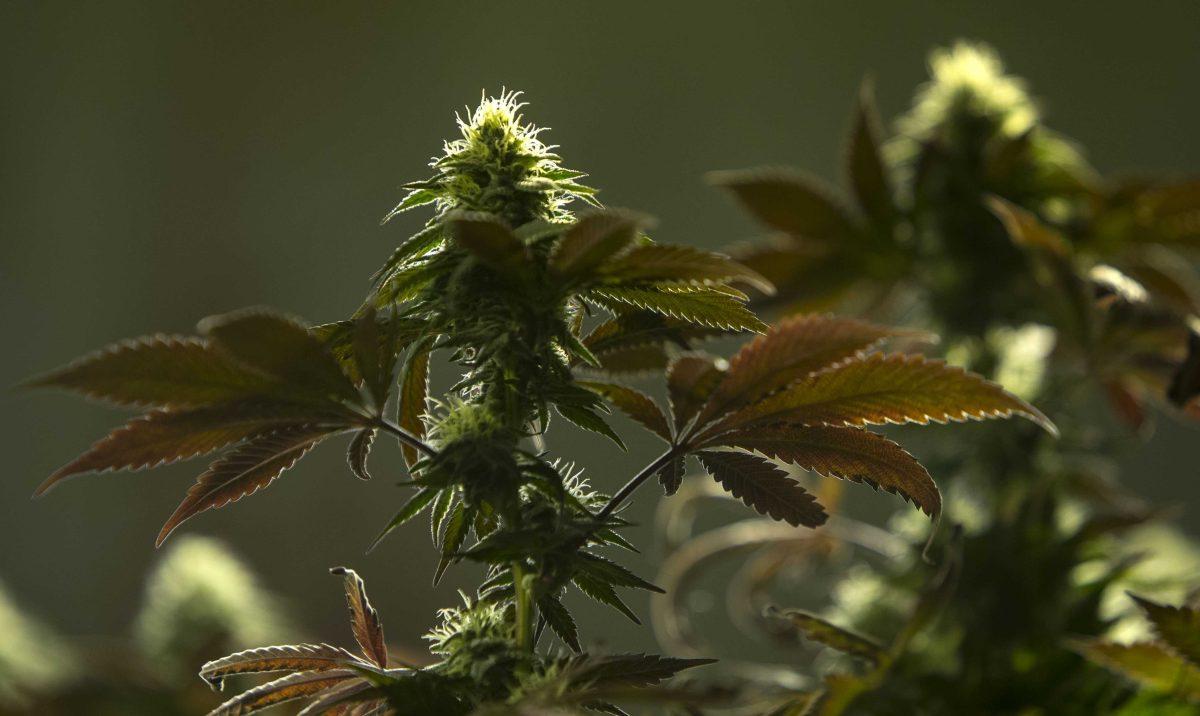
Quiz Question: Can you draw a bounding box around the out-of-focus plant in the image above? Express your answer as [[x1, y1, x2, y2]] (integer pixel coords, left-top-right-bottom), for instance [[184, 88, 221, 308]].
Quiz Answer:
[[28, 90, 1048, 714], [654, 42, 1200, 714], [0, 536, 292, 715]]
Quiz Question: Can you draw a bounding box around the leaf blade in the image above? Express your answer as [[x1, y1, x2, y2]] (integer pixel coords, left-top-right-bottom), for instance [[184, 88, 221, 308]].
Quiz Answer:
[[695, 451, 827, 528], [329, 567, 388, 668]]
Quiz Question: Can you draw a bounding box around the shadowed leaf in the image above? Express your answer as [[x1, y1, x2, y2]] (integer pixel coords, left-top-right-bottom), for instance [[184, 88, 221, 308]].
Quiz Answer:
[[539, 594, 581, 652], [27, 335, 278, 409], [398, 344, 431, 467], [573, 572, 642, 624], [330, 567, 388, 668], [434, 503, 471, 585], [156, 426, 335, 547], [209, 668, 358, 716], [668, 355, 725, 434], [846, 79, 894, 225], [710, 352, 1056, 438], [446, 212, 527, 271], [579, 382, 672, 442], [200, 644, 362, 690], [658, 456, 685, 496], [710, 168, 857, 242], [1131, 594, 1200, 666], [713, 424, 940, 517], [695, 451, 827, 528], [556, 403, 627, 450], [564, 653, 716, 689], [201, 310, 361, 405], [551, 209, 646, 279], [370, 488, 439, 552]]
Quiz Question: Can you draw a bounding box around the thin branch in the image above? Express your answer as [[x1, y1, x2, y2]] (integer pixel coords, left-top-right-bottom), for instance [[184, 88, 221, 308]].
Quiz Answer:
[[374, 416, 439, 459], [596, 448, 679, 521]]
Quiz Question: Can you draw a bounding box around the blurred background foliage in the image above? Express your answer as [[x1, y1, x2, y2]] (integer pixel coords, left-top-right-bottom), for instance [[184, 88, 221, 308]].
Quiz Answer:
[[2, 2, 1199, 712]]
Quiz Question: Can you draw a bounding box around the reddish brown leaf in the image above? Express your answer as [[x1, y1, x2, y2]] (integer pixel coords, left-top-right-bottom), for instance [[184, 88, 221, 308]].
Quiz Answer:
[[330, 567, 388, 668], [695, 314, 917, 428], [709, 168, 858, 242], [709, 352, 1056, 438], [550, 209, 647, 279], [713, 424, 941, 517], [667, 355, 725, 434], [579, 381, 672, 442], [695, 451, 827, 527], [200, 643, 362, 690], [27, 335, 278, 409], [210, 668, 358, 716], [35, 402, 336, 497], [156, 426, 334, 547]]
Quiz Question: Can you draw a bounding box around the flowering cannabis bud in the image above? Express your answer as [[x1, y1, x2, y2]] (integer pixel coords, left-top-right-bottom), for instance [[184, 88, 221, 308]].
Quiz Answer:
[[386, 91, 597, 227]]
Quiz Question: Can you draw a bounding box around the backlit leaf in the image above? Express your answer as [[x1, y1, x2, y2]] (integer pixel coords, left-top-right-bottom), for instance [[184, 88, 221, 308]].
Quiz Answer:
[[398, 343, 431, 467], [156, 426, 335, 547], [370, 488, 439, 552], [710, 169, 857, 242], [696, 314, 915, 428], [709, 352, 1056, 438], [712, 424, 940, 517], [27, 335, 278, 409], [579, 382, 672, 442], [556, 403, 627, 450], [201, 310, 361, 405], [550, 209, 646, 279], [695, 451, 827, 528], [446, 212, 527, 271], [346, 428, 376, 481], [667, 355, 725, 433], [600, 244, 774, 295], [352, 308, 387, 409], [330, 567, 388, 668], [767, 606, 885, 663], [1131, 594, 1200, 666], [35, 402, 336, 496], [434, 503, 471, 585], [1071, 640, 1200, 701], [200, 643, 361, 690], [589, 286, 767, 333], [209, 668, 358, 715], [657, 455, 685, 496]]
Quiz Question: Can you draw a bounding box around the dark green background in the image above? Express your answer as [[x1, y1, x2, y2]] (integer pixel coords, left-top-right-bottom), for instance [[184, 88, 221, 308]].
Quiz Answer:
[[3, 2, 1199, 660]]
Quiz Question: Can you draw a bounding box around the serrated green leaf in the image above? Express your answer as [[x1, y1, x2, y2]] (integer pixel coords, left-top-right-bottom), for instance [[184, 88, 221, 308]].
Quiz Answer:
[[576, 553, 664, 593], [346, 428, 376, 481], [573, 571, 642, 624], [600, 244, 774, 295], [767, 606, 884, 663], [695, 451, 827, 528], [398, 343, 431, 467], [1131, 594, 1200, 667], [434, 503, 471, 585], [539, 594, 581, 652], [588, 286, 767, 333], [370, 488, 439, 552], [446, 212, 528, 271], [556, 403, 627, 450], [564, 653, 716, 689]]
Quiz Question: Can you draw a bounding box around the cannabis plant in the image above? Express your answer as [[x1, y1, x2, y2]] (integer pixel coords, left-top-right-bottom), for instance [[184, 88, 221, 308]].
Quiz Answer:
[[29, 90, 1053, 714], [655, 42, 1200, 713]]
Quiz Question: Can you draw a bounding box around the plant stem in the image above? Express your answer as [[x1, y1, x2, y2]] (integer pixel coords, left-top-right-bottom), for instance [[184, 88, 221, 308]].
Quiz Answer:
[[596, 448, 678, 521], [375, 416, 439, 458]]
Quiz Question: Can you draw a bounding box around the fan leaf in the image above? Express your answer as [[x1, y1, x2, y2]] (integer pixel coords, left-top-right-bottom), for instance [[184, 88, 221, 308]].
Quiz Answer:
[[657, 455, 685, 496], [712, 424, 940, 517], [329, 567, 388, 668], [346, 428, 376, 481], [201, 310, 361, 406], [446, 212, 527, 271], [27, 335, 279, 409], [539, 594, 581, 652], [589, 286, 767, 333], [695, 314, 916, 429], [578, 382, 672, 442], [550, 209, 646, 279], [209, 668, 359, 716], [35, 402, 336, 497], [600, 244, 774, 295], [709, 168, 858, 242], [564, 653, 716, 689], [1131, 594, 1200, 666], [369, 488, 439, 552], [398, 343, 431, 467], [200, 643, 362, 690], [667, 355, 725, 434], [156, 426, 335, 547], [695, 451, 827, 528], [709, 352, 1056, 438]]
